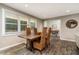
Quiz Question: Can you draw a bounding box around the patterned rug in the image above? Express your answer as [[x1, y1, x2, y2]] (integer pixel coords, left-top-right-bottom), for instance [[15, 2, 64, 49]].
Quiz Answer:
[[0, 39, 79, 55]]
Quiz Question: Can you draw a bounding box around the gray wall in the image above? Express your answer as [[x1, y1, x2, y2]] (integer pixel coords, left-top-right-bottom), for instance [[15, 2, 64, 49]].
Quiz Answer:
[[0, 8, 2, 35], [60, 14, 79, 41], [44, 13, 79, 42]]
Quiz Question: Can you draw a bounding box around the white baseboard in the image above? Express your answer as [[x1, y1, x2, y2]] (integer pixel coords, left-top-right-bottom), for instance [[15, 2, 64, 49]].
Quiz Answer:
[[0, 42, 24, 51], [60, 37, 76, 42]]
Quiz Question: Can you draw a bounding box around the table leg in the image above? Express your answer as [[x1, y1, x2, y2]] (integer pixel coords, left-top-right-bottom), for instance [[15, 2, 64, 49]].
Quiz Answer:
[[26, 39, 34, 51]]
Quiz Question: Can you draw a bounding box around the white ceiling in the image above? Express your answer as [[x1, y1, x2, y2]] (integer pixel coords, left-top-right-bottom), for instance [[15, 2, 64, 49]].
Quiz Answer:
[[3, 3, 79, 19]]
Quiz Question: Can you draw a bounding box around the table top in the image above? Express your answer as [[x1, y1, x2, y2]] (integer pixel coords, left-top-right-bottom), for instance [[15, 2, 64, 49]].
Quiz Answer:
[[26, 35, 41, 40], [18, 34, 41, 40]]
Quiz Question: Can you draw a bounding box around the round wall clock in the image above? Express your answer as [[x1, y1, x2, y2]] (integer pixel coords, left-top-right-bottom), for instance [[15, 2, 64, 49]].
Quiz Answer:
[[66, 19, 78, 29]]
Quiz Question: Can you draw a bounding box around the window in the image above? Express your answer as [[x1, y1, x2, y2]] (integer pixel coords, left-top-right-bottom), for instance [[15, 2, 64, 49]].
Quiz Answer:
[[5, 18, 18, 32], [29, 21, 35, 28], [20, 21, 27, 31]]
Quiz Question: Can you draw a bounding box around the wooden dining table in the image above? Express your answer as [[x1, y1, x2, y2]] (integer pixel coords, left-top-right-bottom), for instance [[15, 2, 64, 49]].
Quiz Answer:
[[26, 34, 41, 51], [18, 34, 41, 51]]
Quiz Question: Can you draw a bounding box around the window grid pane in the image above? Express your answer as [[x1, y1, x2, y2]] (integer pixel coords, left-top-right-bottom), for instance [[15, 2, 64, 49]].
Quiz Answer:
[[20, 21, 27, 31], [6, 18, 17, 23], [21, 21, 27, 24], [5, 18, 18, 32]]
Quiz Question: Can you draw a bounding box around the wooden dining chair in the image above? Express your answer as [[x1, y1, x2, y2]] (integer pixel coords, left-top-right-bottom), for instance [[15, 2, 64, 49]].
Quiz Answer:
[[33, 28, 37, 35], [37, 32, 41, 35], [26, 27, 31, 36], [46, 28, 51, 47], [26, 27, 31, 48], [44, 27, 47, 35], [33, 27, 47, 54], [37, 27, 47, 35]]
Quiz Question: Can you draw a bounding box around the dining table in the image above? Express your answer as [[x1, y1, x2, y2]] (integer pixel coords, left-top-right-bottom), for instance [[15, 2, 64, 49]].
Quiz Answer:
[[18, 34, 41, 51]]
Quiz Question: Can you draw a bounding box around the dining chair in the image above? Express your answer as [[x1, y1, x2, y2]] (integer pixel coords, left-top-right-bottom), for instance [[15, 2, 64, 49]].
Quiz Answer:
[[45, 28, 51, 47], [37, 32, 41, 35], [33, 28, 37, 35], [37, 27, 47, 35], [44, 27, 47, 35], [26, 27, 31, 48], [26, 27, 31, 36], [33, 27, 47, 54]]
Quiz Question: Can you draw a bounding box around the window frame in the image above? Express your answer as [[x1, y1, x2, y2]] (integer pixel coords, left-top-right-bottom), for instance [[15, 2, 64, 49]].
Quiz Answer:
[[20, 20, 27, 31], [5, 17, 18, 33]]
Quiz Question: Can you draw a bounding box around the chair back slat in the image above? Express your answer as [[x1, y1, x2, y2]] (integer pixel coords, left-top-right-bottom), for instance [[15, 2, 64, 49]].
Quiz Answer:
[[26, 27, 31, 36], [34, 28, 37, 35], [46, 28, 51, 46], [41, 27, 47, 45]]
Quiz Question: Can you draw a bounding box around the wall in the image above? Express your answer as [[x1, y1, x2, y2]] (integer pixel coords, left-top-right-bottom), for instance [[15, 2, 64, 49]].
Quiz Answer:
[[60, 14, 79, 42], [44, 19, 61, 36], [0, 8, 2, 36], [0, 4, 43, 51], [44, 13, 79, 42], [44, 19, 61, 30], [0, 35, 25, 51], [37, 19, 44, 32]]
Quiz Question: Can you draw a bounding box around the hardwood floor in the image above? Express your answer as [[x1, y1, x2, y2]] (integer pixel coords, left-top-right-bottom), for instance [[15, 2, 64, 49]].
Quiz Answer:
[[0, 38, 79, 55]]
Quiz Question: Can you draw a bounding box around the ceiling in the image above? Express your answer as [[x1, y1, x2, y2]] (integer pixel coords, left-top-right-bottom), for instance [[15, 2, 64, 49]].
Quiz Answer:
[[3, 3, 79, 19]]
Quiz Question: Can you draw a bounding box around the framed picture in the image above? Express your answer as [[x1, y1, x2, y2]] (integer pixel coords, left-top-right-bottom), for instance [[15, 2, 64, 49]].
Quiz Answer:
[[66, 19, 78, 29]]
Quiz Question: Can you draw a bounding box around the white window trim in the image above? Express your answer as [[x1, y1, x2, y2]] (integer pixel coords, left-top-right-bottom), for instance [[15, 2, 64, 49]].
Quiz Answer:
[[2, 8, 5, 36], [18, 20, 21, 32], [1, 8, 27, 36], [3, 20, 27, 36], [20, 20, 27, 31], [5, 18, 18, 33], [1, 8, 19, 36]]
